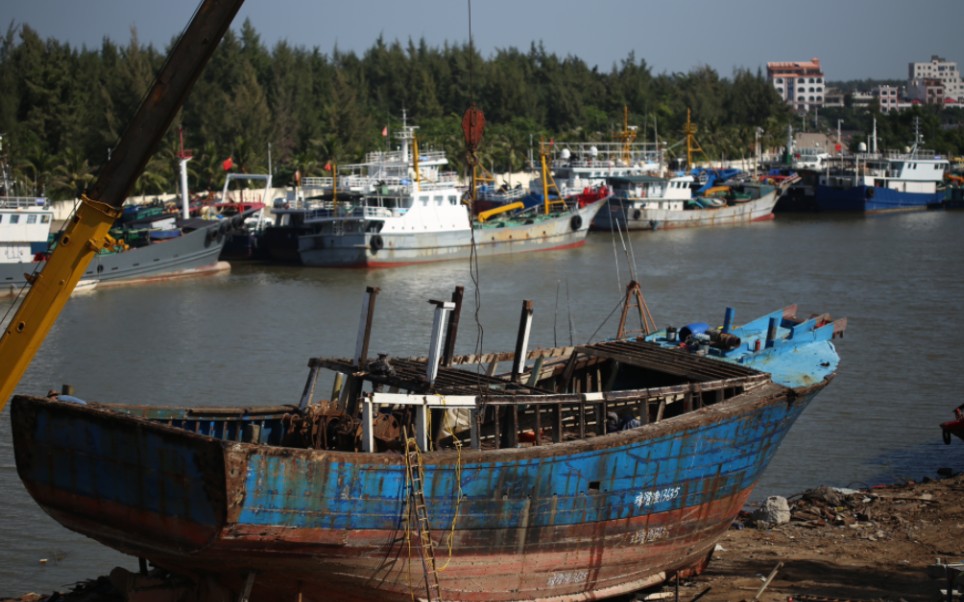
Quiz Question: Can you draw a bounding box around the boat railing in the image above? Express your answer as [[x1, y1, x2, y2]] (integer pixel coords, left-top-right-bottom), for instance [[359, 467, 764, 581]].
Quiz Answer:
[[553, 141, 663, 168], [300, 176, 334, 190], [363, 374, 763, 452], [418, 172, 461, 191], [363, 148, 448, 166], [352, 205, 395, 218], [477, 185, 528, 203], [0, 196, 48, 209], [854, 148, 941, 162]]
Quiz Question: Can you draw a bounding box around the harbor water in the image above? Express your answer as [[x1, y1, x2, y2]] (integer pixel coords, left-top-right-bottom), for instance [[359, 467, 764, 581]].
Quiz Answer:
[[2, 210, 964, 595]]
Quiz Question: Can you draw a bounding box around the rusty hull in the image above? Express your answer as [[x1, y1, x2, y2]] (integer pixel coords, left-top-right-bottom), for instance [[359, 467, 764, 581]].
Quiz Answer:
[[11, 370, 826, 601]]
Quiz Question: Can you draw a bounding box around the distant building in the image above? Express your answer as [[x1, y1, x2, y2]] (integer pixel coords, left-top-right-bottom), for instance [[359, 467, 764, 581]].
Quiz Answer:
[[767, 58, 825, 112], [872, 85, 901, 113], [823, 87, 845, 108], [907, 55, 963, 104], [851, 91, 874, 110]]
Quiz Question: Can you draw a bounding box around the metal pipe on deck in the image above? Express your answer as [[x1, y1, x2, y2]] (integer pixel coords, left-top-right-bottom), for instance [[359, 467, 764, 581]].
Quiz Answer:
[[442, 286, 464, 366], [722, 307, 735, 334], [427, 300, 455, 386], [354, 286, 379, 368], [512, 300, 535, 382]]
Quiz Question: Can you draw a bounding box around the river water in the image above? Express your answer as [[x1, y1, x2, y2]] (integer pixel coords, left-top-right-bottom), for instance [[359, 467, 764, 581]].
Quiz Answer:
[[2, 210, 964, 595]]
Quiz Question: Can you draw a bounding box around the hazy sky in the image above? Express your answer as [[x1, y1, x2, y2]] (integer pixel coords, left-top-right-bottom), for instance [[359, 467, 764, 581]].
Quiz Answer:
[[6, 0, 964, 81]]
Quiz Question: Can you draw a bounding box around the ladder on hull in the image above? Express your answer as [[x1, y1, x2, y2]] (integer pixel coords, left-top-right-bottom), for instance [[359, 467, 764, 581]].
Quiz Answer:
[[406, 437, 442, 602]]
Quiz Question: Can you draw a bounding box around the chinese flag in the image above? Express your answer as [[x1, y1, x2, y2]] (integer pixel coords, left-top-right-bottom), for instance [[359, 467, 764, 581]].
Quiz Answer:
[[324, 161, 332, 171], [381, 126, 388, 137], [222, 157, 234, 171]]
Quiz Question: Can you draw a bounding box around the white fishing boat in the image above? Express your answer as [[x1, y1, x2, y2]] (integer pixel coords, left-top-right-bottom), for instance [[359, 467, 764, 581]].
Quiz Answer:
[[0, 194, 55, 295], [594, 174, 778, 231], [297, 118, 607, 267]]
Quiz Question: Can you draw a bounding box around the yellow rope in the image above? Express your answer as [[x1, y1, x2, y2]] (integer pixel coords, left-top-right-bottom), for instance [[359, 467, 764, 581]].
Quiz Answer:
[[437, 437, 464, 572]]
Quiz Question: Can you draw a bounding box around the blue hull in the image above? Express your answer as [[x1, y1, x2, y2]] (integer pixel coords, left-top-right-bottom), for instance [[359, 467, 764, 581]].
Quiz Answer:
[[13, 381, 821, 601], [11, 304, 842, 601], [815, 184, 943, 213]]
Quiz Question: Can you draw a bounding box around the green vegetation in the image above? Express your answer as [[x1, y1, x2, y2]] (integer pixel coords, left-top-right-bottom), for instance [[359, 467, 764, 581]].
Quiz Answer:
[[1, 20, 962, 200]]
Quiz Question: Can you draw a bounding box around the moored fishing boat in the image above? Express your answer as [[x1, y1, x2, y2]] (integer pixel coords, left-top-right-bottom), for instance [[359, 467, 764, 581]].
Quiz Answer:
[[11, 285, 844, 602], [814, 119, 949, 213], [595, 174, 778, 231], [297, 120, 607, 268], [0, 135, 57, 295], [2, 209, 230, 297], [0, 195, 55, 294], [207, 172, 274, 261]]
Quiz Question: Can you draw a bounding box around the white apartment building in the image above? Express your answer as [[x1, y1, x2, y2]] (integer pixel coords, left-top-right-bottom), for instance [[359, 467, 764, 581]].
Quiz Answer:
[[908, 55, 963, 104], [767, 58, 825, 112], [872, 85, 901, 113]]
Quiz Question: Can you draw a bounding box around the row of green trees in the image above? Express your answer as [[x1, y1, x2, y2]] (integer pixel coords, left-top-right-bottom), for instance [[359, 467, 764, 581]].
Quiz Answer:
[[1, 20, 962, 201]]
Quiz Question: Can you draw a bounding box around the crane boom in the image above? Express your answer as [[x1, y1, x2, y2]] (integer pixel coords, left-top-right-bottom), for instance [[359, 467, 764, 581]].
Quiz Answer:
[[0, 0, 245, 410]]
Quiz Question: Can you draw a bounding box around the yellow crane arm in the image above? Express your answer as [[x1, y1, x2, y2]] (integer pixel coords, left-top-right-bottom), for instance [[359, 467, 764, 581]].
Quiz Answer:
[[477, 202, 525, 223], [0, 0, 245, 410]]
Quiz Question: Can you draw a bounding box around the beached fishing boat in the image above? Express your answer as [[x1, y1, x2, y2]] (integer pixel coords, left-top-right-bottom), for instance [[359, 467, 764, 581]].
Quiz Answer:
[[11, 285, 843, 602]]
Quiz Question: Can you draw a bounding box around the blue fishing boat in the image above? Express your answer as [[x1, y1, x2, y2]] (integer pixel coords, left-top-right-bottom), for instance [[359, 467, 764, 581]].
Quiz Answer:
[[643, 304, 845, 390], [11, 285, 844, 602], [814, 120, 949, 213]]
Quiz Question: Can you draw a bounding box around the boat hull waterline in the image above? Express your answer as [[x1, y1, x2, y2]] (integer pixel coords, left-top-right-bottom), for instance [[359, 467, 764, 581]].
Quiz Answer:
[[814, 185, 944, 213]]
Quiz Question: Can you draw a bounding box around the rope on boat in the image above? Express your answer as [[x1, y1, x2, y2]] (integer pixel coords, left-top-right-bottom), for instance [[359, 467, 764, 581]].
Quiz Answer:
[[437, 438, 464, 572]]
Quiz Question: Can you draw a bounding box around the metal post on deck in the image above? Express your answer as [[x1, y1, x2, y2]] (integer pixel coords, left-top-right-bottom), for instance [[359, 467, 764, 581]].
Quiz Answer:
[[361, 396, 375, 453], [354, 287, 380, 369], [722, 307, 735, 334], [765, 316, 779, 349], [512, 300, 534, 382], [442, 286, 464, 366], [426, 300, 455, 386]]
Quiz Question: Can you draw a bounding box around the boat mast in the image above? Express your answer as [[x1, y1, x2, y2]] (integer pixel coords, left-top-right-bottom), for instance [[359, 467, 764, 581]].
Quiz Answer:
[[614, 105, 637, 166], [871, 118, 878, 155], [685, 109, 704, 171], [539, 142, 561, 215]]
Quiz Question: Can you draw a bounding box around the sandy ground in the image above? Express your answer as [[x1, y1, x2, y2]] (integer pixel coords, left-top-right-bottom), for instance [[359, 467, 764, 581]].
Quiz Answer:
[[4, 474, 963, 602]]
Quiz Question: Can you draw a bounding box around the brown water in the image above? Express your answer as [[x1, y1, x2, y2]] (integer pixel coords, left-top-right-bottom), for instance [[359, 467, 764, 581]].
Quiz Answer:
[[3, 210, 964, 594]]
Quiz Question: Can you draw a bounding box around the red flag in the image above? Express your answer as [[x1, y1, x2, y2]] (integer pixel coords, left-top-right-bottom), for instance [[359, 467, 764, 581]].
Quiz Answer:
[[381, 126, 388, 137], [222, 157, 234, 171], [324, 161, 332, 171]]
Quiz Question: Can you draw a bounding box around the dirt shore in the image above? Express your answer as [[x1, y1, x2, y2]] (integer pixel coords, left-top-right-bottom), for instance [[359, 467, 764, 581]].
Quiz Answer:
[[5, 474, 963, 602], [669, 472, 964, 602]]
